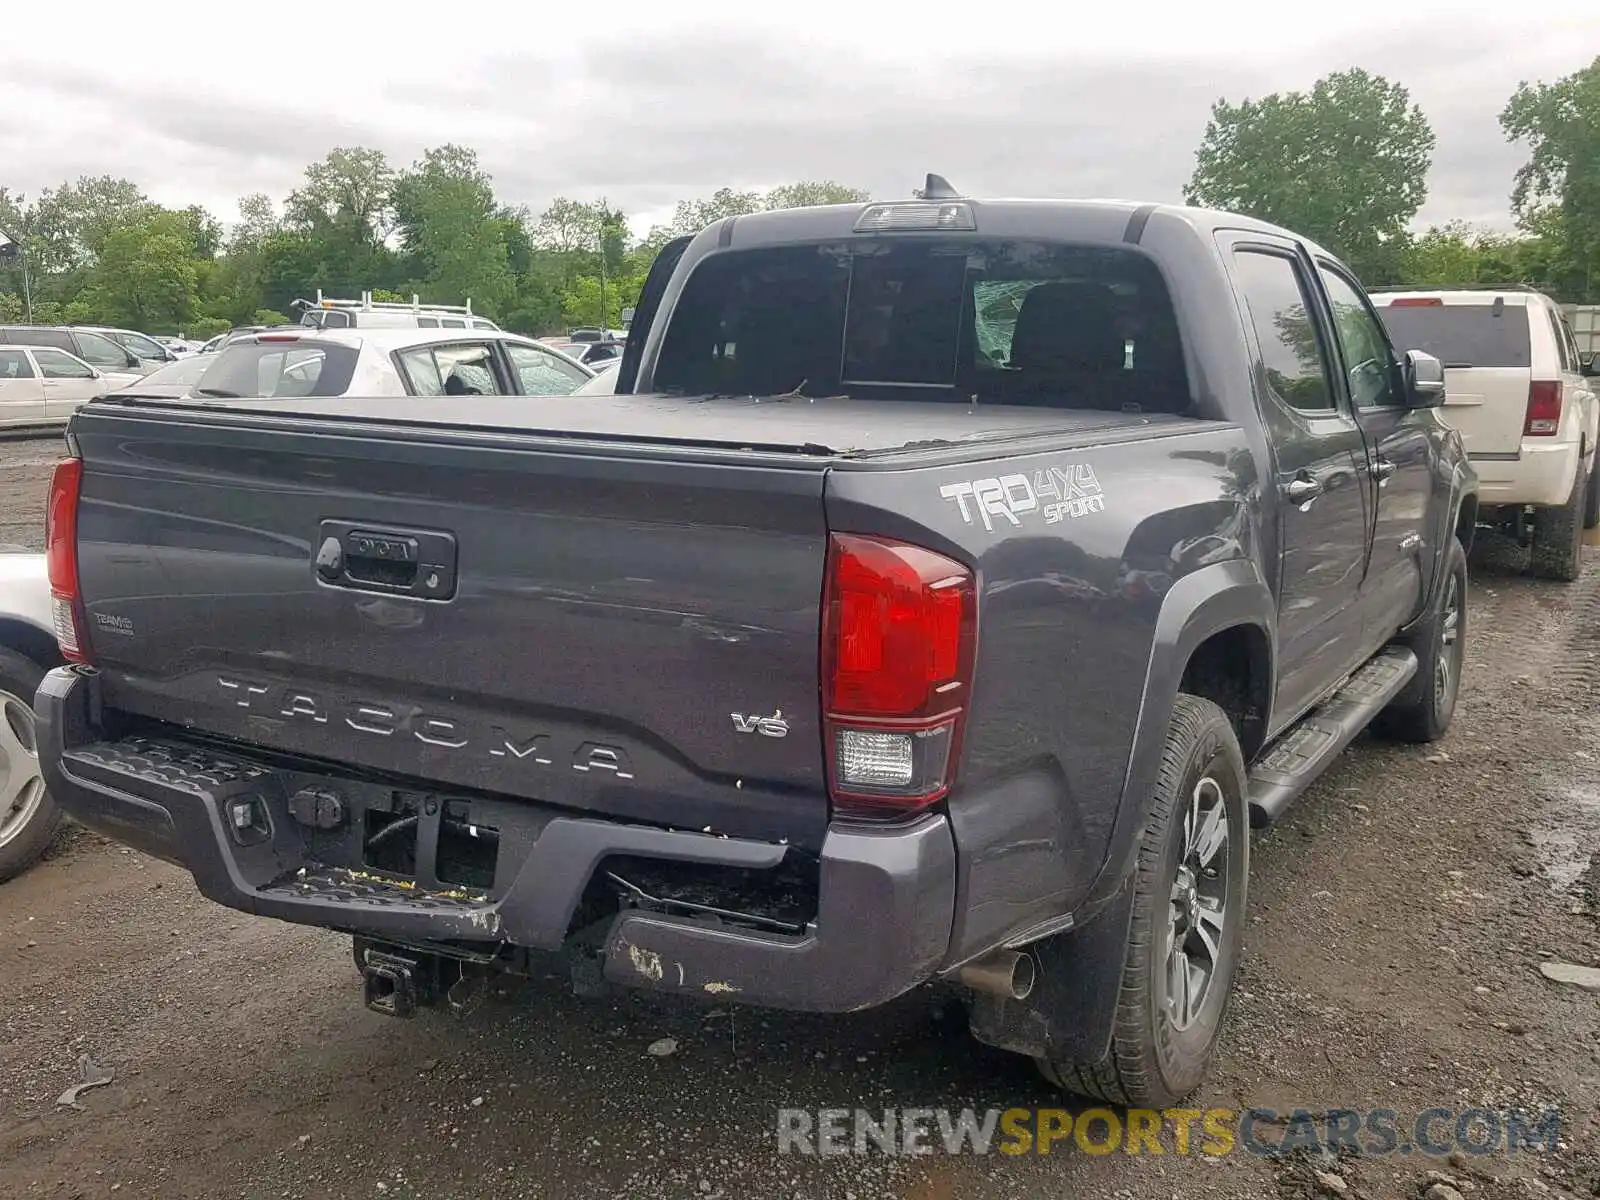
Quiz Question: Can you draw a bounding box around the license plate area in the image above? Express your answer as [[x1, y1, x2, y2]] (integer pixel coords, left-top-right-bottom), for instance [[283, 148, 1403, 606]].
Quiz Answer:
[[362, 790, 501, 892]]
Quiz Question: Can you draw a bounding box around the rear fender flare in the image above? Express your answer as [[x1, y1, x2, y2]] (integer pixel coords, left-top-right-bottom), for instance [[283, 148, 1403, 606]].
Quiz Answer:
[[1405, 466, 1478, 638], [1098, 558, 1274, 900], [977, 560, 1271, 1066]]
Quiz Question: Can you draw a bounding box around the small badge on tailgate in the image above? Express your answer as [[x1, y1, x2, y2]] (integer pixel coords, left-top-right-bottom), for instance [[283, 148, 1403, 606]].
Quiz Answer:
[[731, 710, 789, 738]]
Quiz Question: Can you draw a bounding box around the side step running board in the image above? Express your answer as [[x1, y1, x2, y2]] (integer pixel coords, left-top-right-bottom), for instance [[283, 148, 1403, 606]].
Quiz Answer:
[[1247, 646, 1418, 826]]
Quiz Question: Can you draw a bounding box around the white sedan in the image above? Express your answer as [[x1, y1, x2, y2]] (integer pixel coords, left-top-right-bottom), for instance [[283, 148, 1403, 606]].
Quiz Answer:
[[0, 344, 142, 429], [0, 551, 62, 884], [182, 327, 597, 400]]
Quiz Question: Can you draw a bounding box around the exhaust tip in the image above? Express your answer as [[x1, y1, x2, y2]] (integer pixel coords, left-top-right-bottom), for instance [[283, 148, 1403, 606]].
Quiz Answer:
[[958, 949, 1036, 1001]]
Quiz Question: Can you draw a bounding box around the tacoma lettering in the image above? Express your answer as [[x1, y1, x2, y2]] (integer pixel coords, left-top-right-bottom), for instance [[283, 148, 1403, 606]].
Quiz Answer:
[[211, 678, 621, 772]]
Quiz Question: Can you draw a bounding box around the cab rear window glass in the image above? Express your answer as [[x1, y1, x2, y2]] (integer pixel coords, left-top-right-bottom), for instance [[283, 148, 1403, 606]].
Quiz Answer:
[[652, 239, 1192, 414], [1377, 303, 1531, 369], [194, 342, 359, 398]]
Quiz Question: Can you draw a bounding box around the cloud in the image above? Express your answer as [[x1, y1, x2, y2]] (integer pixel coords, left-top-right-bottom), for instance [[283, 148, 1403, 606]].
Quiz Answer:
[[0, 10, 1591, 236]]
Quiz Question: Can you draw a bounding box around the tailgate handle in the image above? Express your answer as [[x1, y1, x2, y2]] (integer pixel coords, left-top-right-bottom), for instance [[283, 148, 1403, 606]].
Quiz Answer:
[[315, 521, 458, 600]]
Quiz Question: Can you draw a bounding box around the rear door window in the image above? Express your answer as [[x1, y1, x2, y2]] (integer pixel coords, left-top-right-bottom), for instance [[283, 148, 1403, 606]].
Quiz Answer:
[[1545, 307, 1572, 373], [1230, 250, 1337, 413], [1377, 303, 1532, 369], [396, 343, 506, 396], [0, 349, 37, 378]]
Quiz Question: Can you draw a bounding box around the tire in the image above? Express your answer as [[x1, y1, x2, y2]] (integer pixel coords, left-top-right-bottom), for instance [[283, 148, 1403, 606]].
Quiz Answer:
[[1373, 536, 1468, 744], [1529, 464, 1587, 582], [1584, 456, 1600, 531], [0, 646, 65, 885], [1035, 694, 1249, 1108]]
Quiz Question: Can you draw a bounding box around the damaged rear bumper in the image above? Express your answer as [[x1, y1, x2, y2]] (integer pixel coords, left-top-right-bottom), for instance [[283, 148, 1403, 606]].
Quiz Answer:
[[36, 665, 956, 1013]]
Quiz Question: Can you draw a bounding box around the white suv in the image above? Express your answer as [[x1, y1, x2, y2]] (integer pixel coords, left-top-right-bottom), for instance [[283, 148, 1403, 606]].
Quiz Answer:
[[1374, 288, 1600, 581]]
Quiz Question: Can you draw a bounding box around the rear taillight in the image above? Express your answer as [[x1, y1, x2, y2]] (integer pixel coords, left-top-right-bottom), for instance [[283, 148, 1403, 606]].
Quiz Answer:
[[1525, 380, 1563, 437], [821, 533, 977, 820], [45, 457, 88, 662]]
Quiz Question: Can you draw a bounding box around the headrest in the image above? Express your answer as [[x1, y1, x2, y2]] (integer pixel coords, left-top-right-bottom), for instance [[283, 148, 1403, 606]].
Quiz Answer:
[[1009, 281, 1125, 373]]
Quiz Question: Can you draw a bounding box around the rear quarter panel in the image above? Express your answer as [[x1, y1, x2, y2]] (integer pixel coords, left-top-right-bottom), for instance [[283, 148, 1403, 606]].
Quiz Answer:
[[826, 421, 1267, 941]]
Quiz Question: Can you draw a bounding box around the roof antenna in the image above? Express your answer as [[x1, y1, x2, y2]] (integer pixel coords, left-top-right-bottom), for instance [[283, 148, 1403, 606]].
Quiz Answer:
[[914, 173, 960, 200]]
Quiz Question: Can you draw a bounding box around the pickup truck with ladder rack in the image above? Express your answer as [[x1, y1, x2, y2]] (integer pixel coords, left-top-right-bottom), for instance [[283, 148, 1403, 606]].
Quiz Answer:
[[292, 290, 501, 331]]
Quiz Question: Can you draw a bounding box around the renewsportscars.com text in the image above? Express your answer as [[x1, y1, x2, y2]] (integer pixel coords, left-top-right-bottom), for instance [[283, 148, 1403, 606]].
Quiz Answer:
[[776, 1106, 1564, 1158]]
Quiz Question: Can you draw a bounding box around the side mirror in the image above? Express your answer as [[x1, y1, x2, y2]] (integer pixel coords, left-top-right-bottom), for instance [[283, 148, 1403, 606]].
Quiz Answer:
[[1403, 349, 1446, 407]]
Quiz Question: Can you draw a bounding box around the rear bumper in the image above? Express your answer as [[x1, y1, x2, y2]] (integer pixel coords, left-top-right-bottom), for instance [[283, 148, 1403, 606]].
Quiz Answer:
[[1470, 440, 1583, 508], [36, 665, 956, 1013]]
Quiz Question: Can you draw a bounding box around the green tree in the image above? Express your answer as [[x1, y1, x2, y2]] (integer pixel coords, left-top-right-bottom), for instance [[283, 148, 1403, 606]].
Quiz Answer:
[[662, 186, 763, 237], [29, 175, 151, 273], [764, 181, 870, 210], [1501, 55, 1600, 301], [285, 147, 395, 240], [85, 208, 201, 329], [392, 144, 514, 314], [1185, 68, 1436, 283]]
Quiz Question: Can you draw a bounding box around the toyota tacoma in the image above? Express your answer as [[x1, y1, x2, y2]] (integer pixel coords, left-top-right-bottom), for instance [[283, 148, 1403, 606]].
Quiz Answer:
[[36, 179, 1476, 1106]]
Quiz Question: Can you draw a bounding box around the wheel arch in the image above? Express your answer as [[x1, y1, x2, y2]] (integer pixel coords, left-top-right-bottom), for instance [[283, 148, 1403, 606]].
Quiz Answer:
[[0, 619, 63, 680], [1086, 559, 1275, 910]]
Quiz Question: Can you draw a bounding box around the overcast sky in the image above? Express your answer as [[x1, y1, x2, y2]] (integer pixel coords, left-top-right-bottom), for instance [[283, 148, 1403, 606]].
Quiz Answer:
[[1, 3, 1593, 239]]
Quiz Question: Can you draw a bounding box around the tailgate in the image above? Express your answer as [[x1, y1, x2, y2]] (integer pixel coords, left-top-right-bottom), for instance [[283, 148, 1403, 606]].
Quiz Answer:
[[1440, 366, 1531, 457], [69, 411, 831, 847]]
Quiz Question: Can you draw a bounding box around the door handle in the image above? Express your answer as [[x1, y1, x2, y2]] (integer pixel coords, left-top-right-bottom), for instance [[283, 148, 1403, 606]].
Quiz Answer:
[[1371, 458, 1397, 481], [314, 520, 458, 600], [1285, 476, 1324, 504]]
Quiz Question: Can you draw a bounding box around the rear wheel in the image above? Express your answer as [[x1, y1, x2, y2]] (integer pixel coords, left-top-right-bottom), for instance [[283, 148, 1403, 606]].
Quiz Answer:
[[0, 647, 65, 885], [1035, 694, 1248, 1108], [1529, 464, 1587, 582]]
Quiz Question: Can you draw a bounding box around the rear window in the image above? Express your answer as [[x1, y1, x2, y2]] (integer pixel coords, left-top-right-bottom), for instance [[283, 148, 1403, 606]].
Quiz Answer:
[[653, 240, 1191, 413], [1377, 302, 1531, 369], [194, 341, 359, 398]]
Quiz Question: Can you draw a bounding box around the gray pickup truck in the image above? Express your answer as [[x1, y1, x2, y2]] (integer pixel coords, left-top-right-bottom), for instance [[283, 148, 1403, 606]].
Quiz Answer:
[[36, 180, 1476, 1107]]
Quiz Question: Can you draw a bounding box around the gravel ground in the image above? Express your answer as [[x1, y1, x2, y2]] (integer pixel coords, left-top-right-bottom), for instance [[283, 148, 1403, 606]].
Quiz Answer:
[[1, 431, 1597, 1200]]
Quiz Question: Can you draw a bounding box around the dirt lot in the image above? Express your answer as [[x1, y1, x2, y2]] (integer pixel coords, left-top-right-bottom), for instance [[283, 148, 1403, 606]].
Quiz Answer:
[[2, 432, 1597, 1200]]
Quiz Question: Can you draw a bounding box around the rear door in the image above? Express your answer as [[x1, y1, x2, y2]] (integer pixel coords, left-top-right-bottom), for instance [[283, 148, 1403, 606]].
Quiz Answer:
[[1375, 297, 1532, 457], [393, 340, 510, 396], [1223, 235, 1373, 725], [0, 348, 45, 426]]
